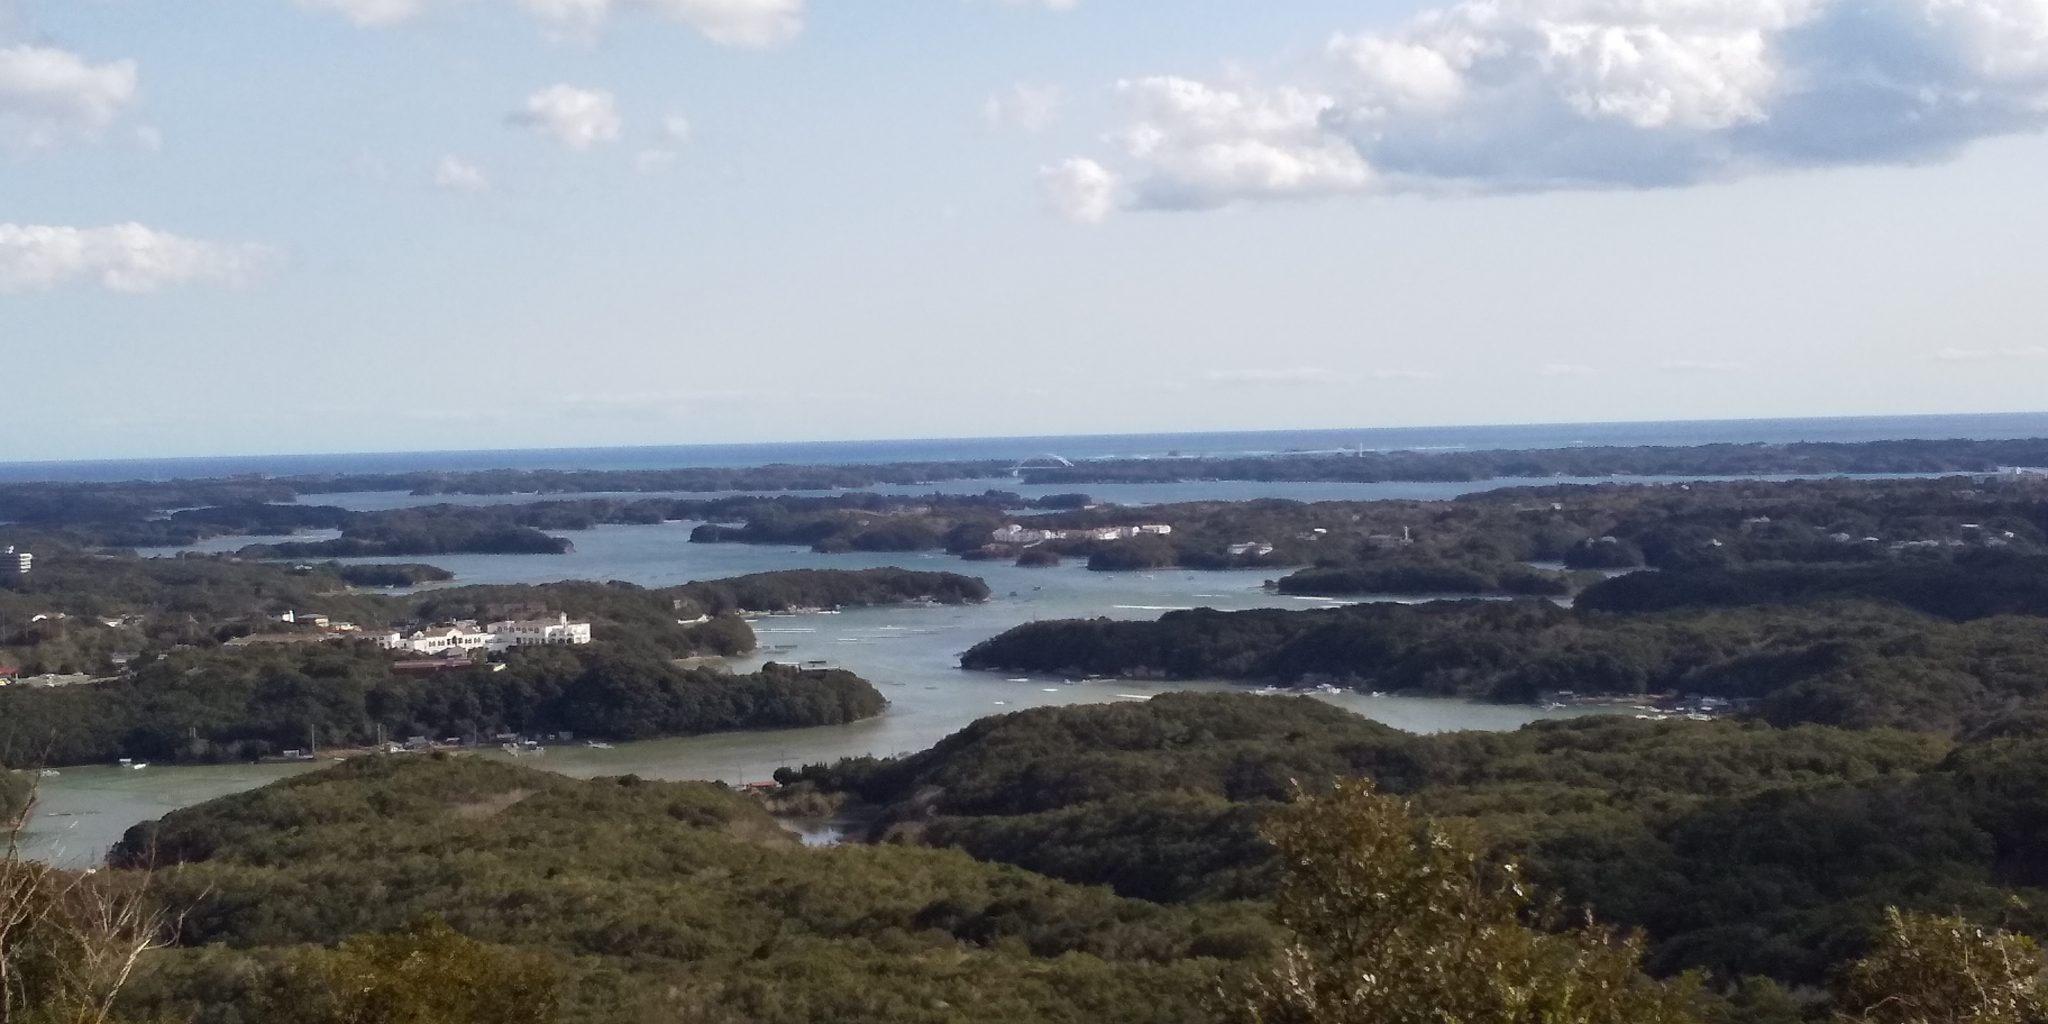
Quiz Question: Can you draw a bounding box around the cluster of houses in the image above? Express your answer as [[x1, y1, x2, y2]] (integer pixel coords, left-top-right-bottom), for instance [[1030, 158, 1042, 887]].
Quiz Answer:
[[989, 523, 1173, 546], [379, 612, 593, 656], [227, 610, 594, 659]]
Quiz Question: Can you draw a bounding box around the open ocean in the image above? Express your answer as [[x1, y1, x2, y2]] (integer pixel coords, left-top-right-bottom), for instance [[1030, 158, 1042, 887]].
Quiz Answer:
[[4, 412, 2047, 484]]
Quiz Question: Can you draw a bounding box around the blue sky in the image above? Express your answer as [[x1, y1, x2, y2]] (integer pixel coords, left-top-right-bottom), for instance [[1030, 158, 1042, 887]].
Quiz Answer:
[[3, 0, 2046, 461]]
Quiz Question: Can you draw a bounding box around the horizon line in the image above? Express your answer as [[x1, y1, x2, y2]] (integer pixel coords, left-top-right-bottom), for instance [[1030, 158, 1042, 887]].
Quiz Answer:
[[4, 408, 2048, 472]]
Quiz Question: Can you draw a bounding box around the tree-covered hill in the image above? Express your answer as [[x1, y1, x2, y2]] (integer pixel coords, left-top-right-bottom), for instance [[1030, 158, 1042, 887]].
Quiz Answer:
[[803, 693, 2046, 986], [111, 754, 1268, 1024], [960, 600, 2048, 731], [0, 643, 883, 767]]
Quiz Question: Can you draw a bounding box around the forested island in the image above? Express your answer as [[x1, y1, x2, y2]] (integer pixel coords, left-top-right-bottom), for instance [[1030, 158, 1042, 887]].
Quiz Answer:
[[5, 695, 2041, 1023], [788, 693, 2046, 994], [963, 546, 2048, 731], [0, 558, 987, 765], [1, 643, 882, 766]]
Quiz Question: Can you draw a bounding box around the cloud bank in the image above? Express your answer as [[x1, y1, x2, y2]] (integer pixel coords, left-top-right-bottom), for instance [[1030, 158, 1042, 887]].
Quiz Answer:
[[0, 44, 139, 149], [0, 223, 275, 292], [1056, 0, 2048, 216]]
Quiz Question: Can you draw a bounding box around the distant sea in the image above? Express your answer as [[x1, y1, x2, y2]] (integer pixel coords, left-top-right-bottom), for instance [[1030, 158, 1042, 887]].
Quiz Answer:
[[5, 412, 2048, 484]]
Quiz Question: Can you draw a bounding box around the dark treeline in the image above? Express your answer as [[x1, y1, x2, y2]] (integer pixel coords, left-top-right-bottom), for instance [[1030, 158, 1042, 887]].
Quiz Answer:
[[329, 562, 455, 587], [0, 643, 883, 767], [109, 755, 1263, 1024], [961, 598, 2048, 731], [1275, 557, 1575, 597], [1019, 437, 2048, 485], [667, 568, 990, 615], [800, 693, 2046, 992], [1575, 551, 2048, 618]]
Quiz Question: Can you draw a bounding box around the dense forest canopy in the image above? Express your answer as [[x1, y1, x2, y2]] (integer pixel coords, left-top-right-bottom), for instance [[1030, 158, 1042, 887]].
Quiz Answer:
[[960, 598, 2048, 731], [106, 754, 1265, 1024], [801, 693, 2045, 989], [0, 642, 884, 767]]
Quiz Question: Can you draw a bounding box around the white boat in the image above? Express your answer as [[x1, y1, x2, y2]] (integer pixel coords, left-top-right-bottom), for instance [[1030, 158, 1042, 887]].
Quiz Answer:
[[584, 741, 614, 750], [128, 762, 148, 770], [34, 768, 60, 777]]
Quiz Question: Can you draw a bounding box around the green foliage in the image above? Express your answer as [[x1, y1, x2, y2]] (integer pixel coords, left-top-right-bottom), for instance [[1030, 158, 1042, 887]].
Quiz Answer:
[[0, 644, 883, 767], [288, 916, 559, 1024], [664, 569, 991, 615], [817, 694, 2048, 991], [1224, 779, 1703, 1024], [1277, 555, 1572, 597], [112, 755, 1269, 1024], [1577, 554, 2048, 620], [1835, 910, 2048, 1024], [328, 564, 455, 588], [962, 600, 2048, 729]]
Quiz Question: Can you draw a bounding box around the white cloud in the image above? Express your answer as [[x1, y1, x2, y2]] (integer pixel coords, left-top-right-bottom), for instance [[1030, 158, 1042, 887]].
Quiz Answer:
[[1055, 0, 2048, 216], [295, 0, 440, 27], [0, 44, 139, 149], [520, 0, 802, 47], [983, 83, 1062, 133], [1539, 363, 1599, 376], [1038, 157, 1119, 223], [434, 154, 491, 191], [1004, 0, 1079, 8], [511, 84, 622, 149], [0, 223, 275, 293]]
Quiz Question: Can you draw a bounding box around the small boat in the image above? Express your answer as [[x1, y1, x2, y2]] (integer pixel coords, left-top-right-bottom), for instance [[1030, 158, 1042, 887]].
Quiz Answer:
[[34, 768, 60, 777], [128, 762, 148, 771], [584, 741, 614, 750]]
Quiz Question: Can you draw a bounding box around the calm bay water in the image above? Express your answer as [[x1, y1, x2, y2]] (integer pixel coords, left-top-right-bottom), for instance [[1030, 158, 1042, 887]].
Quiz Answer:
[[32, 522, 1587, 867]]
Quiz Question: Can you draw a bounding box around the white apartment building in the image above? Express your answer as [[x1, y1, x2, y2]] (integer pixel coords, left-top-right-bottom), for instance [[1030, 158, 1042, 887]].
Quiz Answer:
[[379, 613, 593, 656], [484, 612, 593, 649], [381, 622, 492, 656]]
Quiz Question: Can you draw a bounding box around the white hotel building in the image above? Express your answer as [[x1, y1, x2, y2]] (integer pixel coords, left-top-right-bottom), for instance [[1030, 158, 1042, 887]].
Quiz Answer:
[[380, 613, 592, 656]]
